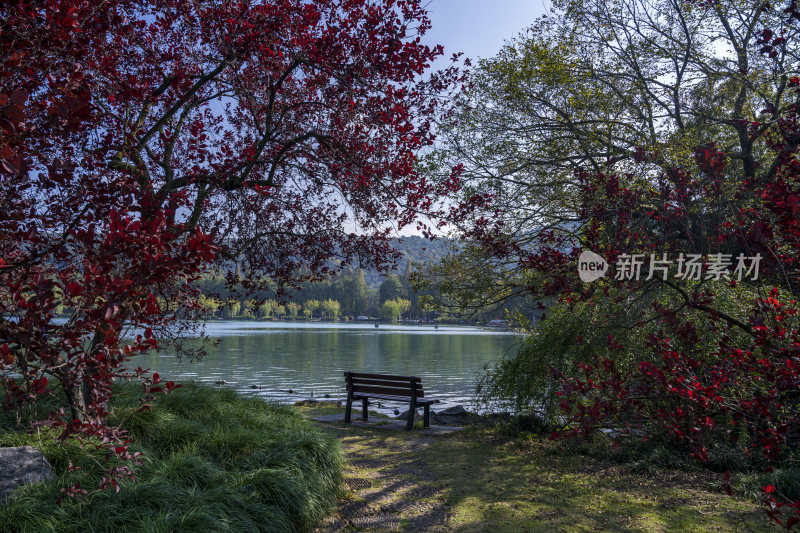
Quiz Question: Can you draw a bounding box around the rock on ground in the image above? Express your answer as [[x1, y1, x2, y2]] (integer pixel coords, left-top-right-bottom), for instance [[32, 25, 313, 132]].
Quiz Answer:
[[433, 405, 472, 426], [395, 405, 476, 426], [395, 409, 441, 425], [0, 446, 54, 503]]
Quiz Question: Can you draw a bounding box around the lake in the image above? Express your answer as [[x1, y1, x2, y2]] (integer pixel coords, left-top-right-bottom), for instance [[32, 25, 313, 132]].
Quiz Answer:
[[139, 321, 522, 415]]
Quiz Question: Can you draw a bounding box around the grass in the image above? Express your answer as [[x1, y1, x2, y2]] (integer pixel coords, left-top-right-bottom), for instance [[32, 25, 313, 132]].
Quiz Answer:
[[422, 428, 772, 532], [296, 403, 775, 532], [0, 382, 342, 533]]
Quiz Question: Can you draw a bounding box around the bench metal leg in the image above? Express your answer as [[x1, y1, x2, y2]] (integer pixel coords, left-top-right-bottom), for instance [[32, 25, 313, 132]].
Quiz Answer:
[[423, 405, 430, 428], [345, 396, 352, 423], [361, 398, 368, 420], [406, 404, 415, 430]]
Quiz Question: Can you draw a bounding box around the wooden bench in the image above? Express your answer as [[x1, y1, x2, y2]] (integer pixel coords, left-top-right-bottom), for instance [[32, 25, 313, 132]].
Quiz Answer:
[[343, 372, 439, 430]]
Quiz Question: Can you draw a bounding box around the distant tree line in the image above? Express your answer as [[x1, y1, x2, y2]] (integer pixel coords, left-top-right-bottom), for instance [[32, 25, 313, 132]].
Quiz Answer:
[[50, 257, 535, 324], [50, 236, 483, 323], [189, 264, 436, 321]]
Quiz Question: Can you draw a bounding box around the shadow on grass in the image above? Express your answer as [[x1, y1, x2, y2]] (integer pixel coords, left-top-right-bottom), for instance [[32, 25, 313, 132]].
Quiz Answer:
[[300, 402, 773, 532], [420, 429, 773, 532]]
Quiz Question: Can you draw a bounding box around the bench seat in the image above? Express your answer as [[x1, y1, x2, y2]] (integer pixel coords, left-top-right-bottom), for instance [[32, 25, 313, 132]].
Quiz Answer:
[[344, 371, 440, 429], [351, 393, 438, 405]]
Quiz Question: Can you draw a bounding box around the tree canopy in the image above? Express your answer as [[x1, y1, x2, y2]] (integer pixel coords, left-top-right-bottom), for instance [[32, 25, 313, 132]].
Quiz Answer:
[[427, 0, 796, 306], [427, 0, 800, 526], [0, 0, 463, 491]]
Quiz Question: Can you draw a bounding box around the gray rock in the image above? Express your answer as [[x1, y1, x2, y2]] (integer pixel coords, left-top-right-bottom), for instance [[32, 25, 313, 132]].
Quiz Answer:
[[438, 405, 469, 416], [435, 405, 472, 425], [0, 446, 54, 502], [396, 408, 422, 421], [396, 409, 442, 425]]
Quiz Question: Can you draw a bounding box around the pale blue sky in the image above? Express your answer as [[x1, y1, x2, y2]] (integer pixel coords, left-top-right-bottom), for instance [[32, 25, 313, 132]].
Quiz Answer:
[[421, 0, 551, 67]]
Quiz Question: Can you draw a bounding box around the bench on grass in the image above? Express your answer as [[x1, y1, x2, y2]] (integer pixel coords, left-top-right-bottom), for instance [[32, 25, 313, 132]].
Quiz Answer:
[[343, 372, 439, 430]]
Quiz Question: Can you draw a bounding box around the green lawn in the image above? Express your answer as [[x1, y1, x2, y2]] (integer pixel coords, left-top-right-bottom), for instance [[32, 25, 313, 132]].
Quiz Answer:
[[422, 429, 771, 532]]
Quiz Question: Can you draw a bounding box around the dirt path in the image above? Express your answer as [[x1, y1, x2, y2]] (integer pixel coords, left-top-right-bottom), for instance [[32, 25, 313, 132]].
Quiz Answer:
[[313, 417, 458, 532]]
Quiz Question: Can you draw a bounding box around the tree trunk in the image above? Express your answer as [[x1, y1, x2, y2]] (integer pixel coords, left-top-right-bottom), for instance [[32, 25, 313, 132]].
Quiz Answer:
[[62, 367, 88, 422]]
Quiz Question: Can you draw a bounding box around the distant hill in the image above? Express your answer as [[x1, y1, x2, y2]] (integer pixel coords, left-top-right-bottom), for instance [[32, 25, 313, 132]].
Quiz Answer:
[[207, 235, 453, 290], [362, 236, 452, 288]]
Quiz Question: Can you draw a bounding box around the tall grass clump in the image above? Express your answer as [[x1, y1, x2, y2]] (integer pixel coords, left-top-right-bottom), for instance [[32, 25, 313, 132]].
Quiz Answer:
[[0, 382, 342, 533]]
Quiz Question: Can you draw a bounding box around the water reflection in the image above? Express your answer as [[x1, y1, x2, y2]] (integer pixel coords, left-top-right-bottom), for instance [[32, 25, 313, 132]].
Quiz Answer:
[[137, 321, 521, 415]]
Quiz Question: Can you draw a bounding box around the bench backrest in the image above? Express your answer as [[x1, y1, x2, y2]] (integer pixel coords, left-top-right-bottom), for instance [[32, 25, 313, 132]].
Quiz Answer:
[[344, 372, 425, 398]]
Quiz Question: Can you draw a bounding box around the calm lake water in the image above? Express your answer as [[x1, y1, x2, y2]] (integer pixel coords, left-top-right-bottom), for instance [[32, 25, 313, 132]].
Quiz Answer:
[[139, 321, 522, 415]]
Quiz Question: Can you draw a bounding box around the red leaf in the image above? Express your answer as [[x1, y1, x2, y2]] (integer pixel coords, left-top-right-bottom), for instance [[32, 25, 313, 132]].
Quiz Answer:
[[9, 89, 28, 107], [4, 105, 24, 123], [31, 376, 48, 394], [1, 157, 20, 174]]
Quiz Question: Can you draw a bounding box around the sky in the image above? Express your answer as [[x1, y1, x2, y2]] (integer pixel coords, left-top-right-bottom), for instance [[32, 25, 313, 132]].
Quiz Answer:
[[421, 0, 552, 68]]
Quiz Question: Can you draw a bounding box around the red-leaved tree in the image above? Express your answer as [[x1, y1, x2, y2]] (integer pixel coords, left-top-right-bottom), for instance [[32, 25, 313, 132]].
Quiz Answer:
[[0, 0, 463, 490]]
